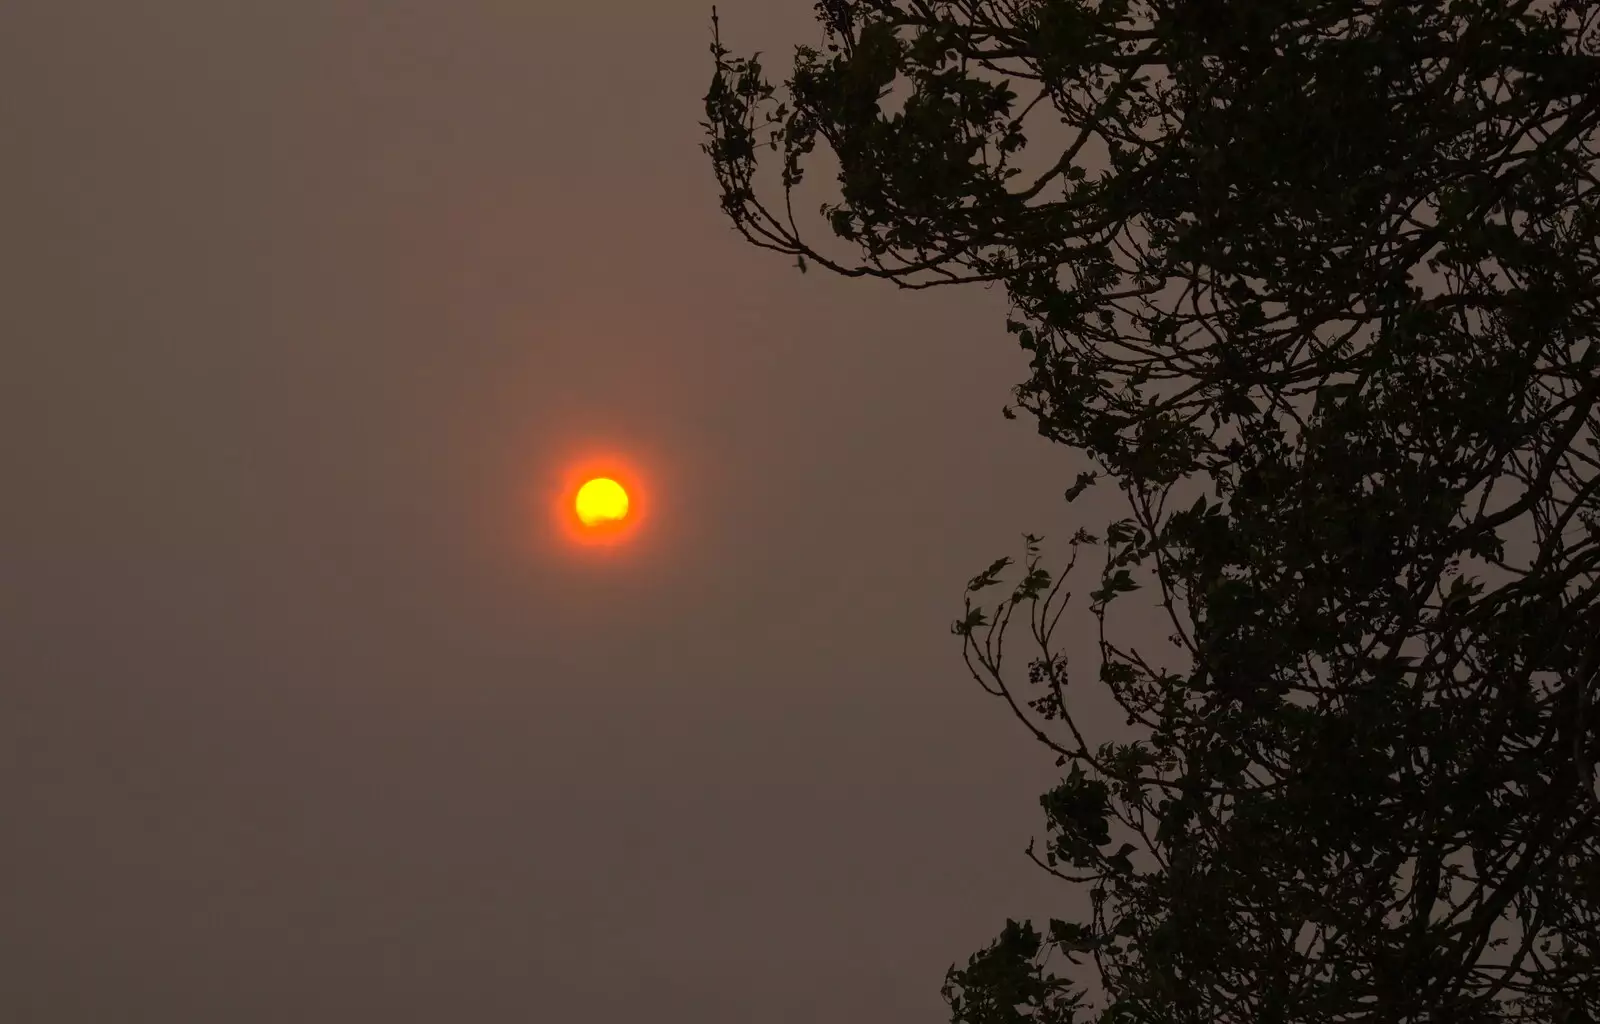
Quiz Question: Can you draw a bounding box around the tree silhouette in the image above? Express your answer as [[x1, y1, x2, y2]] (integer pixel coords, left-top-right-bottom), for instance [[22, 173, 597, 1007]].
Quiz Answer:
[[704, 1, 1600, 1021]]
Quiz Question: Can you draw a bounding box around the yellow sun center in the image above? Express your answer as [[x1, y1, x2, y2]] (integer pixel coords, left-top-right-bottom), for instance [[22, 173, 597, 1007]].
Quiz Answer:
[[575, 477, 629, 526]]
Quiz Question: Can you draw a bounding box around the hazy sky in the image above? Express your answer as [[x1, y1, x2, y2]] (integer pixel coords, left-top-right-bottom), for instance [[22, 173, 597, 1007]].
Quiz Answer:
[[2, 3, 1139, 1020]]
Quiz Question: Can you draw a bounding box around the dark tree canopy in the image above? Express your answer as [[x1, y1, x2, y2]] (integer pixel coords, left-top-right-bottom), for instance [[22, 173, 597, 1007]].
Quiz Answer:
[[705, 1, 1600, 1021]]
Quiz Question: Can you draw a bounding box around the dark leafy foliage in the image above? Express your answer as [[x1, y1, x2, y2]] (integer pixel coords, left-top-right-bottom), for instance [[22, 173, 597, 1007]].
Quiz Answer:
[[704, 1, 1600, 1021]]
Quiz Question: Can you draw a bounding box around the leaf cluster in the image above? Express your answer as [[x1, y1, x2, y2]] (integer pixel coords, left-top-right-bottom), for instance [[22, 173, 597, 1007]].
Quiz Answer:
[[704, 1, 1600, 1021]]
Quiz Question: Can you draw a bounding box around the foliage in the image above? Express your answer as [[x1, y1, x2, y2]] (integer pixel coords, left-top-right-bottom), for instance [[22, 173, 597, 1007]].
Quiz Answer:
[[704, 1, 1600, 1021]]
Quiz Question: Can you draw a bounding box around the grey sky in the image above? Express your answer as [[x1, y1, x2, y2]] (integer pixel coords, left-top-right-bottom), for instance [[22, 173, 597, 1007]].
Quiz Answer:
[[1, 3, 1142, 1020]]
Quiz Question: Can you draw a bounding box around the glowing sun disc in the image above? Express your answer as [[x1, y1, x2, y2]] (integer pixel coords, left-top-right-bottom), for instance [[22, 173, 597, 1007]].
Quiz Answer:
[[575, 477, 629, 526]]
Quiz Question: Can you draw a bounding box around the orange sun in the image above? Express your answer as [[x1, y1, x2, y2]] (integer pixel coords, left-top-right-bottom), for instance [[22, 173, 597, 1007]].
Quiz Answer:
[[552, 456, 647, 549], [575, 477, 629, 526]]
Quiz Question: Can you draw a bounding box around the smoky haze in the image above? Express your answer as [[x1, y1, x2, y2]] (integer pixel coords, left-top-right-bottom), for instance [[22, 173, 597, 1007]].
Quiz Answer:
[[0, 3, 1140, 1021]]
